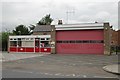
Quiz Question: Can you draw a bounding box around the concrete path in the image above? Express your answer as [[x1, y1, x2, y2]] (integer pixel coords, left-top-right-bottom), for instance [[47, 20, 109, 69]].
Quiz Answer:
[[1, 52, 49, 62], [103, 64, 120, 74]]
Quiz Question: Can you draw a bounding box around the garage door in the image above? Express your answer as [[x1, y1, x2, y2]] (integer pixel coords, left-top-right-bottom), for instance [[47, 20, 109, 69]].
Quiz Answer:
[[56, 30, 104, 54]]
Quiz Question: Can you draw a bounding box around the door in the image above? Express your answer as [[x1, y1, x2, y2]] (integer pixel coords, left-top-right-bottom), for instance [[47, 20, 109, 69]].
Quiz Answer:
[[35, 38, 40, 52], [40, 38, 51, 53], [56, 30, 104, 54]]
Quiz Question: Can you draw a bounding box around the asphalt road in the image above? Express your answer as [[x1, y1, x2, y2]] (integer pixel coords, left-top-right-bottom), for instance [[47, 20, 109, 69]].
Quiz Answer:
[[2, 54, 119, 78], [3, 69, 61, 78]]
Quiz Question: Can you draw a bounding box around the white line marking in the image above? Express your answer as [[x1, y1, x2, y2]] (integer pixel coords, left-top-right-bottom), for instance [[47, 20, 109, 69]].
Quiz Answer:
[[44, 73, 49, 75], [35, 72, 54, 76], [59, 74, 65, 76], [94, 76, 117, 78], [72, 74, 76, 77], [46, 73, 53, 76], [65, 74, 71, 76], [54, 73, 61, 76], [83, 75, 87, 78], [12, 70, 33, 74], [76, 75, 81, 77]]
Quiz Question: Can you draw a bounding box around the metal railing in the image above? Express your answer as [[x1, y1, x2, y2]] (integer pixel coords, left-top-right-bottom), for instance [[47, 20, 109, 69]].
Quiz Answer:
[[111, 45, 120, 54]]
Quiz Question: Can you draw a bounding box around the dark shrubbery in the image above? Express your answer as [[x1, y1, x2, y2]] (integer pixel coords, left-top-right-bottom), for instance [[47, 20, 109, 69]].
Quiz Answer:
[[111, 45, 120, 53]]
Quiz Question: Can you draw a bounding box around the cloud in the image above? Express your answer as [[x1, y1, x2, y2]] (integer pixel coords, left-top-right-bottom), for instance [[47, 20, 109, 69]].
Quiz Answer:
[[1, 1, 118, 31], [118, 1, 120, 30], [94, 11, 111, 21]]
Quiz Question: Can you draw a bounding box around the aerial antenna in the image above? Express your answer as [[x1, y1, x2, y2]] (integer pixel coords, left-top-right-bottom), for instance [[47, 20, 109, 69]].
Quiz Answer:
[[66, 9, 75, 24]]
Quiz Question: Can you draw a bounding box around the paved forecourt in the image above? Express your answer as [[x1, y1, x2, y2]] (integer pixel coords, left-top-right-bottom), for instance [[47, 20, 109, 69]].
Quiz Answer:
[[2, 53, 119, 78], [1, 52, 49, 62]]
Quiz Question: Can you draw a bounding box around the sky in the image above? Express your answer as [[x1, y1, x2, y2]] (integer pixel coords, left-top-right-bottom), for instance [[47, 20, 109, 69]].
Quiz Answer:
[[1, 0, 119, 31]]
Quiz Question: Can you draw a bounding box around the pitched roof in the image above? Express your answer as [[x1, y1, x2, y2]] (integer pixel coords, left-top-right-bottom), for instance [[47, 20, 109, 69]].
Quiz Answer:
[[33, 25, 51, 32]]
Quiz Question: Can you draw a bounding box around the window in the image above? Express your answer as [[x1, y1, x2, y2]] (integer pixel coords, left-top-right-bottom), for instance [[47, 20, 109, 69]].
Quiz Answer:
[[18, 40, 22, 47], [83, 40, 89, 43], [40, 41, 51, 48], [57, 41, 62, 43], [76, 40, 82, 43], [57, 40, 104, 43], [35, 38, 40, 41], [26, 38, 29, 40], [90, 40, 96, 43], [18, 38, 21, 40], [22, 38, 25, 40], [14, 38, 17, 40], [10, 38, 13, 41], [63, 41, 68, 43], [41, 38, 45, 40], [43, 33, 47, 35], [70, 41, 75, 43], [46, 38, 50, 40], [22, 40, 34, 47], [30, 38, 33, 40], [10, 41, 17, 47]]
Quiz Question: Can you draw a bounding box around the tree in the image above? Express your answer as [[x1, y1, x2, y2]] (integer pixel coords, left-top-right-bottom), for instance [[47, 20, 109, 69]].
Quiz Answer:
[[37, 14, 53, 25], [13, 25, 30, 35], [1, 32, 10, 51]]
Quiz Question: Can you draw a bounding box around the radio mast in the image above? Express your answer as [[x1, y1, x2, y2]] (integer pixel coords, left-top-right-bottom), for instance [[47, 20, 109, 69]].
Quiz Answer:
[[66, 10, 75, 24]]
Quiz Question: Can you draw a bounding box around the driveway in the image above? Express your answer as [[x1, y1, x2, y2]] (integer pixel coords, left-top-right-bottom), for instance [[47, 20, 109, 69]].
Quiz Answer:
[[2, 53, 119, 78]]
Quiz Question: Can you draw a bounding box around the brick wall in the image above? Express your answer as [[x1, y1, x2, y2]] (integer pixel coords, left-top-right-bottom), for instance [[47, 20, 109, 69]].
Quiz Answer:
[[33, 25, 56, 54], [104, 23, 111, 55], [118, 30, 120, 46], [33, 32, 51, 35], [111, 29, 120, 46]]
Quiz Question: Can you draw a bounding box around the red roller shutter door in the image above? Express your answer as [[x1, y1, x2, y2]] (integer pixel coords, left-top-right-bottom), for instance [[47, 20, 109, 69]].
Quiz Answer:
[[56, 30, 104, 54]]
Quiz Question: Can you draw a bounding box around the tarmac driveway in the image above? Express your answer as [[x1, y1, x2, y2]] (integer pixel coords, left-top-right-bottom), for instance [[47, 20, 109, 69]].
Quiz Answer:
[[2, 53, 119, 78]]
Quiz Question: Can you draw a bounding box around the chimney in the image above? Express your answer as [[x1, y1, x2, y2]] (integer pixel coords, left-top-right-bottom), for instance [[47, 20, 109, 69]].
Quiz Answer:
[[58, 20, 62, 25], [95, 21, 98, 23]]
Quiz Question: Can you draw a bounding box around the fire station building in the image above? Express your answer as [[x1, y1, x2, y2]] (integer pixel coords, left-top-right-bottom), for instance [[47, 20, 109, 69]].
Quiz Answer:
[[8, 22, 111, 55]]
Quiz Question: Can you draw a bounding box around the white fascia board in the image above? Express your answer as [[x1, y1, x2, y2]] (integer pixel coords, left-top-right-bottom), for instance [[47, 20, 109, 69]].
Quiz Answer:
[[9, 35, 51, 39], [56, 27, 104, 30], [37, 35, 51, 38], [55, 23, 104, 28]]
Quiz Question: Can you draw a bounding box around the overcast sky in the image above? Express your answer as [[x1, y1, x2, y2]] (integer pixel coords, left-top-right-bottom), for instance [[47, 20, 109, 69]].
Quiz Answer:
[[1, 0, 119, 31]]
